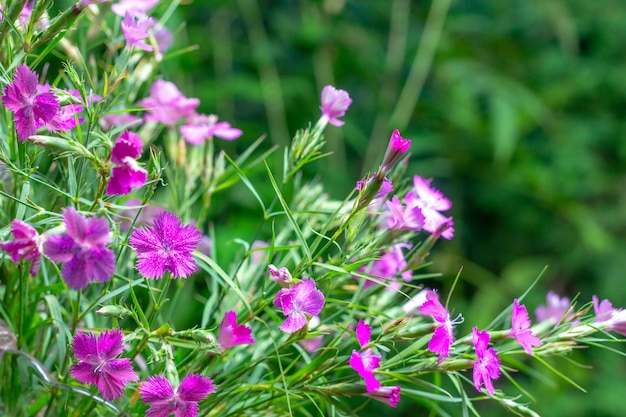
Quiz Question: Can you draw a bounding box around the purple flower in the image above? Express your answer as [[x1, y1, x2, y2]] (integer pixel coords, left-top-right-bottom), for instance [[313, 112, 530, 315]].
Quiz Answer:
[[349, 320, 381, 392], [1, 65, 59, 140], [0, 220, 44, 277], [365, 386, 401, 408], [268, 264, 293, 287], [43, 207, 115, 290], [139, 80, 199, 125], [385, 195, 425, 232], [121, 12, 157, 52], [593, 295, 626, 336], [70, 329, 138, 400], [419, 289, 463, 362], [106, 131, 148, 195], [535, 291, 572, 323], [139, 374, 216, 417], [507, 299, 542, 355], [100, 113, 143, 131], [111, 0, 159, 16], [380, 129, 411, 175], [472, 327, 501, 395], [129, 211, 201, 279], [319, 85, 351, 127], [356, 176, 393, 201], [273, 277, 325, 333], [218, 311, 255, 350], [405, 176, 454, 239], [356, 243, 412, 290], [180, 113, 242, 145]]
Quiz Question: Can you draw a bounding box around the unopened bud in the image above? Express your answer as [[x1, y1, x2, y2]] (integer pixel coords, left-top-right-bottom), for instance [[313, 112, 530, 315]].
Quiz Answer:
[[268, 264, 293, 287], [96, 305, 131, 318], [30, 135, 93, 159]]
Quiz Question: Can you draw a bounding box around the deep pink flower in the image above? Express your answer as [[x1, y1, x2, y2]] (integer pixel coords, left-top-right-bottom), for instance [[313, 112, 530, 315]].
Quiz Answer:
[[121, 12, 156, 52], [139, 80, 199, 125], [1, 65, 59, 140], [129, 211, 201, 279], [593, 295, 626, 336], [472, 327, 501, 395], [43, 207, 115, 290], [356, 176, 393, 201], [319, 85, 351, 127], [70, 329, 138, 400], [380, 129, 411, 174], [140, 374, 215, 417], [385, 195, 425, 232], [36, 86, 90, 132], [508, 299, 542, 355], [420, 289, 463, 362], [218, 311, 255, 350], [356, 243, 412, 290], [405, 176, 454, 239], [535, 291, 572, 323], [365, 386, 401, 408], [111, 0, 159, 16], [106, 131, 148, 195], [0, 220, 44, 277], [180, 113, 242, 145], [268, 264, 293, 287], [273, 277, 325, 333], [349, 320, 381, 392]]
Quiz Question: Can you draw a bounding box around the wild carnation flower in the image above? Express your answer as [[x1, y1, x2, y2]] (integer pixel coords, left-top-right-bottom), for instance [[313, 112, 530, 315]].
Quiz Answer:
[[273, 277, 325, 333], [319, 85, 351, 127], [218, 311, 255, 350], [121, 12, 157, 52], [140, 374, 216, 417], [420, 289, 463, 362], [379, 129, 411, 175], [507, 299, 542, 355], [70, 329, 138, 400], [472, 327, 501, 395], [356, 243, 412, 290], [106, 131, 148, 195], [593, 295, 626, 336], [111, 0, 159, 16], [139, 80, 199, 125], [365, 386, 402, 408], [129, 211, 201, 279], [385, 195, 425, 232], [180, 113, 242, 145], [405, 176, 454, 239], [356, 176, 393, 201], [349, 320, 381, 392], [268, 264, 293, 287], [0, 220, 45, 277], [1, 64, 59, 140], [43, 207, 115, 290], [535, 291, 572, 323]]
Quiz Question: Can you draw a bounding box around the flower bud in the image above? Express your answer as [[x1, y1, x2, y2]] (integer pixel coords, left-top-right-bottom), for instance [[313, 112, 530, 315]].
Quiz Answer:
[[96, 305, 131, 318]]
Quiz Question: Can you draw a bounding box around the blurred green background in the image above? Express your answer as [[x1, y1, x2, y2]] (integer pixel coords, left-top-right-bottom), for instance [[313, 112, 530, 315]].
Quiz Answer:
[[158, 0, 626, 415]]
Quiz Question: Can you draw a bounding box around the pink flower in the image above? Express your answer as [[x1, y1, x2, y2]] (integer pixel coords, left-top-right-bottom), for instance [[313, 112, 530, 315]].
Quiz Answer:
[[356, 176, 393, 201], [111, 0, 159, 16], [419, 289, 463, 362], [593, 295, 626, 336], [535, 291, 572, 323], [507, 299, 542, 355], [218, 311, 255, 350], [0, 220, 45, 277], [268, 264, 293, 287], [139, 374, 216, 417], [319, 85, 351, 127], [349, 320, 381, 392], [380, 129, 411, 174], [43, 208, 115, 290], [180, 113, 242, 145], [139, 80, 199, 125], [273, 277, 325, 333], [365, 386, 401, 408], [1, 65, 59, 140], [405, 176, 454, 239], [100, 113, 143, 131], [121, 12, 157, 52], [472, 327, 501, 395], [356, 243, 412, 290], [70, 329, 138, 400], [129, 211, 201, 279], [106, 131, 148, 195], [385, 195, 425, 232]]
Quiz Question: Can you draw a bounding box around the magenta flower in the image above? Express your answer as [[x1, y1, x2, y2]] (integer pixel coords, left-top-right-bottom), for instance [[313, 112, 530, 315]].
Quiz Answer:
[[365, 386, 402, 408], [273, 277, 325, 333], [0, 220, 45, 277], [385, 195, 425, 232], [356, 176, 393, 201], [121, 12, 157, 52], [106, 131, 148, 195], [535, 291, 572, 323], [139, 80, 200, 125], [70, 329, 138, 400], [43, 207, 115, 290], [129, 211, 201, 279], [180, 113, 242, 145], [356, 243, 412, 290], [140, 374, 215, 417], [405, 176, 454, 239], [472, 327, 501, 395], [218, 311, 255, 350], [507, 299, 542, 355], [593, 295, 626, 336], [111, 0, 159, 16], [380, 129, 411, 175], [1, 65, 59, 140], [319, 85, 351, 127], [349, 320, 382, 392], [419, 289, 463, 362], [268, 264, 293, 287]]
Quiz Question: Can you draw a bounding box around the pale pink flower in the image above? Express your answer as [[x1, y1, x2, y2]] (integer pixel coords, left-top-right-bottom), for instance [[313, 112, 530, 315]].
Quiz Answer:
[[139, 80, 199, 125], [405, 176, 454, 239], [111, 0, 159, 16], [121, 12, 156, 52], [385, 195, 425, 232], [535, 291, 572, 323], [180, 113, 242, 145], [356, 243, 412, 290], [593, 295, 626, 336], [319, 85, 351, 126]]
